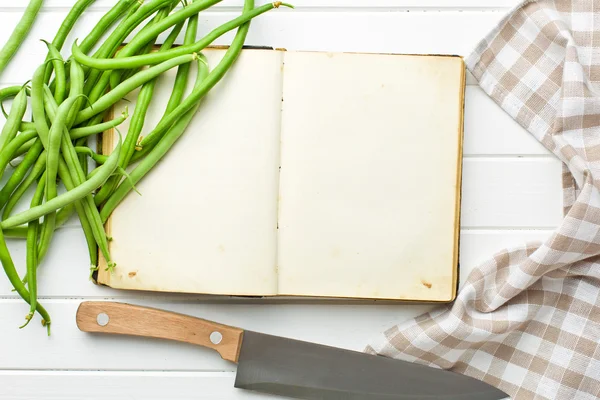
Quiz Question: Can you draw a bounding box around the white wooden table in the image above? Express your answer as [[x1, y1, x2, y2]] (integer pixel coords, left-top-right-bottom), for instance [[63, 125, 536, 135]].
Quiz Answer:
[[0, 0, 562, 398]]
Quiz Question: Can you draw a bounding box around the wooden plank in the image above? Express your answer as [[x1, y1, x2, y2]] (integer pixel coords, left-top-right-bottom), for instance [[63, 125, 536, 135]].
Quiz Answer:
[[460, 158, 563, 228], [463, 87, 550, 155], [0, 371, 272, 399], [0, 11, 506, 84], [0, 0, 521, 10], [458, 229, 553, 283], [0, 370, 510, 399]]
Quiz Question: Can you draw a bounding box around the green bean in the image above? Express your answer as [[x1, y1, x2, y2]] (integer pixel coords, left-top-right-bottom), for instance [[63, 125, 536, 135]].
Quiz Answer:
[[0, 222, 51, 335], [73, 2, 290, 71], [74, 54, 196, 125], [0, 140, 43, 209], [56, 161, 99, 267], [70, 108, 128, 140], [103, 10, 185, 97], [66, 60, 85, 129], [31, 63, 50, 148], [1, 136, 122, 229], [114, 0, 217, 64], [39, 87, 99, 266], [10, 138, 35, 161], [79, 0, 138, 54], [3, 151, 46, 220], [0, 129, 38, 179], [8, 130, 38, 162], [92, 0, 175, 60], [82, 0, 144, 95], [121, 80, 155, 165], [90, 16, 183, 105], [60, 128, 113, 266], [0, 226, 50, 333], [0, 85, 23, 103], [75, 146, 108, 163], [103, 55, 210, 219], [43, 0, 96, 83], [94, 18, 184, 206], [43, 89, 114, 267], [16, 203, 76, 289], [107, 4, 178, 90], [4, 227, 28, 239], [0, 86, 28, 152], [0, 86, 30, 121], [24, 173, 45, 327], [42, 41, 66, 104], [19, 121, 36, 132], [133, 12, 252, 157], [164, 12, 198, 116], [0, 0, 44, 76], [38, 96, 83, 270]]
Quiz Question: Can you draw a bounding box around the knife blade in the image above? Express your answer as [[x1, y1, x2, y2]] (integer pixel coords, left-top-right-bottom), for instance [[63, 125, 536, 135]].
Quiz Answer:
[[76, 301, 508, 400]]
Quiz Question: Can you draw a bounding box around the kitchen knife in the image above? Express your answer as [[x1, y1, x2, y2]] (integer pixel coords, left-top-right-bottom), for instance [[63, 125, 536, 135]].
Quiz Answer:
[[76, 301, 508, 400]]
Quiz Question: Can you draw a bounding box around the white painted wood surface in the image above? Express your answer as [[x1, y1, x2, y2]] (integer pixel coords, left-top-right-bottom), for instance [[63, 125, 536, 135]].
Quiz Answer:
[[0, 0, 559, 399]]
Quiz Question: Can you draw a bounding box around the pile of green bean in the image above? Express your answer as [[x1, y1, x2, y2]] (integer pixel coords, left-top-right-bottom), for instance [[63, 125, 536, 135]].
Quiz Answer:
[[0, 0, 291, 334]]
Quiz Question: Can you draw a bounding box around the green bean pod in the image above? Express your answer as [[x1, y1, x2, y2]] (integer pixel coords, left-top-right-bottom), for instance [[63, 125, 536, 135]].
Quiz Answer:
[[79, 0, 138, 54], [82, 0, 144, 94], [74, 54, 196, 125], [94, 19, 185, 206], [66, 60, 86, 129], [1, 135, 122, 229], [39, 89, 99, 266], [3, 151, 46, 220], [19, 121, 36, 132], [72, 2, 290, 71], [75, 146, 107, 163], [43, 90, 114, 267], [24, 173, 45, 326], [38, 95, 84, 268], [31, 63, 51, 147], [42, 41, 67, 104], [70, 109, 128, 140], [0, 0, 44, 76], [0, 129, 38, 179], [164, 12, 199, 116], [0, 140, 43, 209], [0, 226, 51, 333], [0, 85, 24, 103], [0, 86, 28, 152], [43, 0, 96, 83], [107, 4, 178, 90]]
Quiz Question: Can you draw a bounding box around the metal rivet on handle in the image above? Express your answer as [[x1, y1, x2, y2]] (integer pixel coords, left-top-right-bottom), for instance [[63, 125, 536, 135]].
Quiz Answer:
[[97, 312, 110, 326], [210, 331, 223, 345]]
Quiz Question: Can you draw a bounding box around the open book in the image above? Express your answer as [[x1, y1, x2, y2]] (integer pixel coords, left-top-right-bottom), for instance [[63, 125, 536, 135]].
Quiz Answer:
[[97, 48, 465, 302]]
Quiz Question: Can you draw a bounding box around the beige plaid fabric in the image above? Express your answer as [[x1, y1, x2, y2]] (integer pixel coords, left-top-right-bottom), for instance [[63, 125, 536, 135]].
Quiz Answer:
[[365, 1, 600, 399]]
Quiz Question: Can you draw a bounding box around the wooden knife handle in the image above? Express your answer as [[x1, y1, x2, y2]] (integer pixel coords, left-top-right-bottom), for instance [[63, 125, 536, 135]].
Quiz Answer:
[[76, 301, 244, 363]]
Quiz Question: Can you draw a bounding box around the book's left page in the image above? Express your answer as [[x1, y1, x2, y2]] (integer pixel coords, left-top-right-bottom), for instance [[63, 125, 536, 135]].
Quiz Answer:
[[97, 48, 283, 296]]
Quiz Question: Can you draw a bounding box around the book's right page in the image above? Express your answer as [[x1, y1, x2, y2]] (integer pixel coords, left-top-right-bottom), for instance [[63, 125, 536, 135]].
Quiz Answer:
[[277, 51, 465, 301]]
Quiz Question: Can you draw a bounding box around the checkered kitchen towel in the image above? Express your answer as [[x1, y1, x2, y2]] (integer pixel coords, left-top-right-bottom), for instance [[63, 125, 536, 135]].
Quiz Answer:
[[366, 1, 600, 399]]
